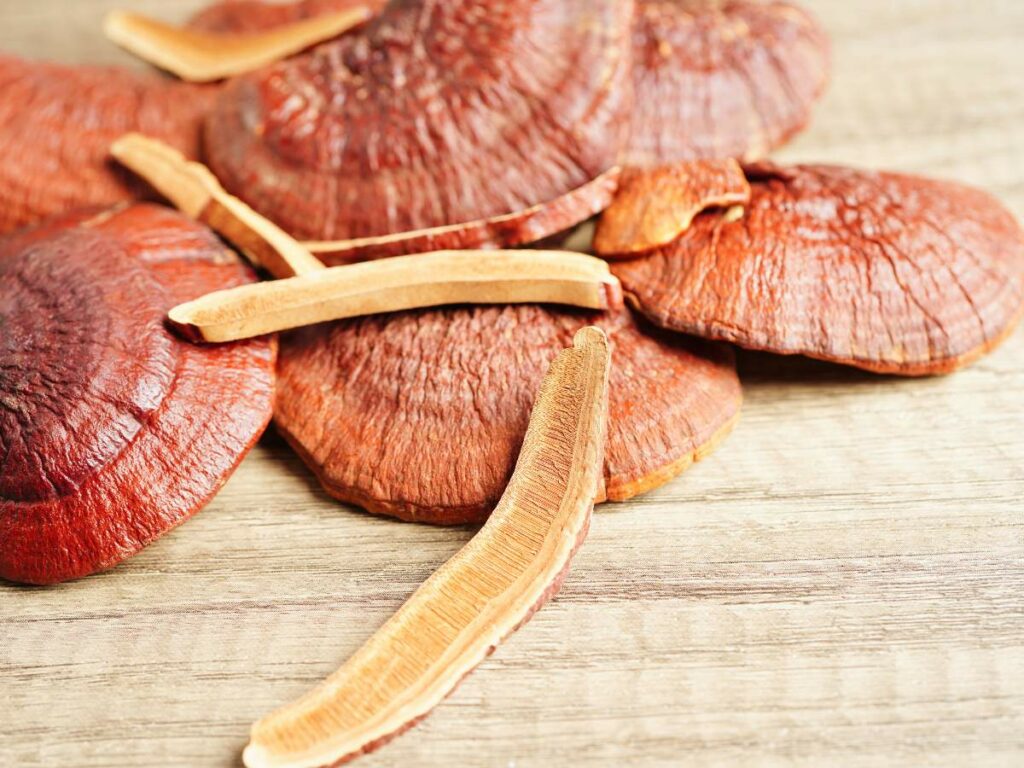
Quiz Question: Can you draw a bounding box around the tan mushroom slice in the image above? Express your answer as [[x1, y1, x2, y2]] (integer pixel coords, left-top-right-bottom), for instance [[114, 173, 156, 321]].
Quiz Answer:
[[205, 0, 633, 241], [594, 159, 751, 257], [168, 250, 622, 342], [276, 304, 741, 525], [615, 163, 1024, 375], [627, 0, 830, 165], [112, 133, 324, 279], [104, 5, 373, 83], [244, 327, 610, 768], [0, 57, 215, 235]]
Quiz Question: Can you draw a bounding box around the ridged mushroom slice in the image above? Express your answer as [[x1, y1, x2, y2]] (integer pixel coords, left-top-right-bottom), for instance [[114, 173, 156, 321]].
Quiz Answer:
[[0, 57, 215, 235], [304, 169, 621, 264], [244, 327, 610, 768], [626, 0, 830, 165], [275, 304, 741, 524], [615, 163, 1024, 375], [205, 0, 633, 241], [0, 205, 275, 585], [104, 4, 373, 82]]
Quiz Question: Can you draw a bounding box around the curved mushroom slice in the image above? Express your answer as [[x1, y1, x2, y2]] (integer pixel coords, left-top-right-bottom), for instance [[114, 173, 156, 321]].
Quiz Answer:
[[105, 4, 374, 83], [615, 163, 1024, 375], [0, 204, 276, 585], [305, 169, 621, 265], [0, 57, 215, 235], [276, 305, 741, 525], [245, 328, 610, 768], [594, 159, 751, 257], [188, 0, 385, 34], [205, 0, 634, 241], [626, 0, 830, 166]]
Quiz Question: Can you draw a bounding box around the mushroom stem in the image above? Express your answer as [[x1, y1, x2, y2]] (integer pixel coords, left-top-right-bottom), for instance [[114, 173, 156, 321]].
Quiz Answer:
[[111, 133, 324, 279], [103, 7, 372, 82], [168, 251, 623, 343], [243, 326, 611, 768]]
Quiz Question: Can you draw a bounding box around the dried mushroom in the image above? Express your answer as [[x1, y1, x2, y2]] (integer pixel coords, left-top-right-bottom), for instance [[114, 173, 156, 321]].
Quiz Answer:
[[303, 169, 621, 265], [626, 0, 830, 165], [105, 4, 373, 82], [204, 0, 633, 242], [0, 205, 276, 584], [276, 304, 740, 524], [245, 328, 610, 768], [615, 163, 1024, 375], [594, 159, 751, 257], [0, 57, 215, 235]]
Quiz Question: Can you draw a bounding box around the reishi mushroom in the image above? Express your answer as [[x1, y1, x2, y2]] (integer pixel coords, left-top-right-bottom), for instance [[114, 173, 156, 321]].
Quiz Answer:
[[626, 0, 830, 165], [0, 57, 216, 235], [613, 162, 1024, 375], [275, 304, 741, 525], [0, 204, 276, 584], [203, 0, 634, 242], [244, 327, 611, 768]]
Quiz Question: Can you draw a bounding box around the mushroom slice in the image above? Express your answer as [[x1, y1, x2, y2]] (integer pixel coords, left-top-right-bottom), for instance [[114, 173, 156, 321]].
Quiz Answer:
[[305, 169, 621, 264], [276, 305, 740, 524], [187, 0, 385, 35], [0, 205, 276, 585], [104, 4, 373, 83], [594, 159, 751, 257], [205, 0, 634, 241], [244, 327, 610, 768], [615, 163, 1024, 375], [169, 250, 622, 342], [626, 0, 830, 166], [0, 56, 215, 235]]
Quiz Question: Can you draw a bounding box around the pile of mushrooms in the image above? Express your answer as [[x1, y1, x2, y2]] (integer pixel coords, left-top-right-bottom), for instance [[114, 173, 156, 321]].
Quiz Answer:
[[2, 1, 1023, 766]]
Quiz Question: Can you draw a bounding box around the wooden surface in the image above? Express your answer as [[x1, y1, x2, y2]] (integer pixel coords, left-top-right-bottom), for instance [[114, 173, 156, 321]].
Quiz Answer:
[[2, 2, 1023, 766]]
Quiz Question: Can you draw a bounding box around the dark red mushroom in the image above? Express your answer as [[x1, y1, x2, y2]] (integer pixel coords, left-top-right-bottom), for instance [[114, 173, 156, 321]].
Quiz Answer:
[[204, 0, 633, 242], [275, 304, 741, 525], [0, 57, 216, 235], [614, 163, 1024, 375], [0, 204, 276, 585], [626, 0, 830, 165]]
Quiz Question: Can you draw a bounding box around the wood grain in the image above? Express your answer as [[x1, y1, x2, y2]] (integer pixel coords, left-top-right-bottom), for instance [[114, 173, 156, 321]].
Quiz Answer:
[[1, 1, 1023, 767]]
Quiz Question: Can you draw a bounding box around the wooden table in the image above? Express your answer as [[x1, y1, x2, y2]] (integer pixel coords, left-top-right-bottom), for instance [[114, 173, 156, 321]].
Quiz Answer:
[[2, 2, 1023, 766]]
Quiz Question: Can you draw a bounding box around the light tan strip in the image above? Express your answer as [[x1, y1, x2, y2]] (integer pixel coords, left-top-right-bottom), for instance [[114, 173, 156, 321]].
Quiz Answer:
[[168, 250, 622, 342], [103, 7, 371, 82]]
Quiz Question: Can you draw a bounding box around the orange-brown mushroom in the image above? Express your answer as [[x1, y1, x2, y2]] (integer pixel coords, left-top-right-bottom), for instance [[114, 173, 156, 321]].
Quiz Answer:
[[615, 163, 1024, 375], [0, 57, 215, 234], [594, 159, 751, 257], [204, 0, 633, 242], [626, 0, 830, 166], [0, 205, 275, 585], [275, 305, 741, 525]]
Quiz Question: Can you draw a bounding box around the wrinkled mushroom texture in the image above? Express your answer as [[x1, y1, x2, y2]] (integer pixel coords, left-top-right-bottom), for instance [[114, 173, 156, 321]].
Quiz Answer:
[[188, 0, 385, 34], [626, 0, 830, 166], [615, 164, 1024, 375], [275, 305, 741, 525], [0, 204, 276, 585], [0, 57, 217, 235], [205, 0, 634, 241]]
